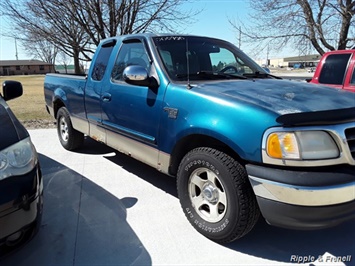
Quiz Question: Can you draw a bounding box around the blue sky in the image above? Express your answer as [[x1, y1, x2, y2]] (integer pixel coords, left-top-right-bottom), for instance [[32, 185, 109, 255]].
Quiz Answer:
[[184, 1, 249, 42], [0, 1, 291, 61]]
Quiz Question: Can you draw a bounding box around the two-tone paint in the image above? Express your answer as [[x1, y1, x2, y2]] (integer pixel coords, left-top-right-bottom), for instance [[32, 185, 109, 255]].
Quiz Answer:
[[44, 33, 355, 230]]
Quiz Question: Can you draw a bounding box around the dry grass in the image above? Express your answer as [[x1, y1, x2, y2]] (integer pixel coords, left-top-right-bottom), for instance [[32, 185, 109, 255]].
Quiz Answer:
[[0, 75, 54, 123]]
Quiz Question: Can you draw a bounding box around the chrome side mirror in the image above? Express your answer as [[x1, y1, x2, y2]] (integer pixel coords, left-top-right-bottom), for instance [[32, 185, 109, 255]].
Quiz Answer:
[[123, 65, 149, 85], [123, 65, 158, 88]]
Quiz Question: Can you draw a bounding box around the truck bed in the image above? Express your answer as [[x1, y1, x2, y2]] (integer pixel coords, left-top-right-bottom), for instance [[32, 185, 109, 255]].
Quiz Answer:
[[44, 73, 87, 121]]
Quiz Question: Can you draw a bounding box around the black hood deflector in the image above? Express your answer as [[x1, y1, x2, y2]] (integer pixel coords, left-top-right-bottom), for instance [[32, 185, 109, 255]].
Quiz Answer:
[[276, 107, 355, 126]]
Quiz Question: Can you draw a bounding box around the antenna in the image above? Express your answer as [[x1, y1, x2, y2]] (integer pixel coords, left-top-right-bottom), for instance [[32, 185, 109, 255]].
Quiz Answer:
[[186, 37, 192, 89]]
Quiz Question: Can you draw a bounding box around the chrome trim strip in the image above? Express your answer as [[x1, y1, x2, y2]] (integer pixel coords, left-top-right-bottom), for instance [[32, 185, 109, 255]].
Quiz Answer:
[[249, 175, 355, 206], [105, 128, 170, 174], [262, 122, 355, 167]]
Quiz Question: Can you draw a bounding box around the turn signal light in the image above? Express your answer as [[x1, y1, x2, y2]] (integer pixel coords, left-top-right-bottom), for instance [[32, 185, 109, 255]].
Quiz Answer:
[[266, 132, 300, 159]]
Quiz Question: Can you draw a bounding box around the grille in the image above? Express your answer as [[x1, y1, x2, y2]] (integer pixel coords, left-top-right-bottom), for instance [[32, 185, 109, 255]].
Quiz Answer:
[[345, 127, 355, 160]]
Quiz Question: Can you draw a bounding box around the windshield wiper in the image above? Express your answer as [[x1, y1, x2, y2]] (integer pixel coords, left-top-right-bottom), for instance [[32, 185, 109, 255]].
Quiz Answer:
[[243, 71, 282, 79], [176, 71, 247, 80]]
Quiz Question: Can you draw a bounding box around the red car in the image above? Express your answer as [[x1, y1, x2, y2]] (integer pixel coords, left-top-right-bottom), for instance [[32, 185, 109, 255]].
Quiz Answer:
[[309, 49, 355, 92]]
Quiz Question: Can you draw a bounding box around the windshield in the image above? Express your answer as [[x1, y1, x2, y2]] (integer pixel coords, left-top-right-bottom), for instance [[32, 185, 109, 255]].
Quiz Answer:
[[153, 36, 266, 81]]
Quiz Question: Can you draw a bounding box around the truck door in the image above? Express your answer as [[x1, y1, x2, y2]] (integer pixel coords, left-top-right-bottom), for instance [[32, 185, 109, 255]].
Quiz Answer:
[[101, 38, 164, 151], [85, 39, 117, 141]]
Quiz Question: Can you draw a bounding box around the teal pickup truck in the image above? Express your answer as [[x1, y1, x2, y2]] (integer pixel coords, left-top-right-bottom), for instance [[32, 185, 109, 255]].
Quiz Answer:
[[44, 34, 355, 243]]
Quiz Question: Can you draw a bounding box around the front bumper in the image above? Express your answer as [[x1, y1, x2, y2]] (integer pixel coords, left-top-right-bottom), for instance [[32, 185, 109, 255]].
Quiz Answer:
[[0, 163, 43, 244], [246, 164, 355, 229]]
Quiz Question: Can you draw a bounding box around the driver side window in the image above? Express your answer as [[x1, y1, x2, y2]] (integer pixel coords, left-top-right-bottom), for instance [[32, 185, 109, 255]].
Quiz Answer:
[[111, 41, 150, 81]]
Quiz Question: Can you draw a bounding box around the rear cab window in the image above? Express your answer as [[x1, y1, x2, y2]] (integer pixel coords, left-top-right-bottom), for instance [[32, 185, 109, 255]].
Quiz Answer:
[[319, 53, 352, 85]]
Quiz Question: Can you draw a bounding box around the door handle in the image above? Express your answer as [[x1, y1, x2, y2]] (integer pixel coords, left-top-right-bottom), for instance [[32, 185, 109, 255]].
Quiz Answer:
[[102, 93, 112, 102]]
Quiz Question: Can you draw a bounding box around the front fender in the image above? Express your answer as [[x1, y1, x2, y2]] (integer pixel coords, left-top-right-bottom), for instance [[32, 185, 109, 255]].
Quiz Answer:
[[159, 84, 279, 163]]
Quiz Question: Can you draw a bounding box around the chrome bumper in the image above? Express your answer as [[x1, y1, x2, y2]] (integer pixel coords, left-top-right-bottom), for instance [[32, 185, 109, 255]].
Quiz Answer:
[[246, 164, 355, 207], [249, 175, 355, 206], [246, 164, 355, 229]]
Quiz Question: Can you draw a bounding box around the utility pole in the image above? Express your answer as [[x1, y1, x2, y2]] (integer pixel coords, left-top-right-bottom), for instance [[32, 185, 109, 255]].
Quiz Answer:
[[15, 38, 18, 60]]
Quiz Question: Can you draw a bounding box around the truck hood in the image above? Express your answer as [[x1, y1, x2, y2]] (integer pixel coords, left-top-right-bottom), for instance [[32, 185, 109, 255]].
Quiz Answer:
[[0, 98, 29, 151], [194, 79, 355, 125]]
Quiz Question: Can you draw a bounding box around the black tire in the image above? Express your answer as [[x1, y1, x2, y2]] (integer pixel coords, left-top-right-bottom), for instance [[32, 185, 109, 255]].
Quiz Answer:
[[177, 147, 260, 243], [56, 107, 84, 151]]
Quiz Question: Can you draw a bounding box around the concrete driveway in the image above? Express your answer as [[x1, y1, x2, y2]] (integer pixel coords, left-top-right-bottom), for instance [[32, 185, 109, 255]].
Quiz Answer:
[[1, 129, 354, 266]]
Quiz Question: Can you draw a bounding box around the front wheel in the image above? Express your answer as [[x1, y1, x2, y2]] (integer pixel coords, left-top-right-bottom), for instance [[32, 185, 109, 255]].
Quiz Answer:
[[177, 147, 260, 243], [56, 107, 84, 151]]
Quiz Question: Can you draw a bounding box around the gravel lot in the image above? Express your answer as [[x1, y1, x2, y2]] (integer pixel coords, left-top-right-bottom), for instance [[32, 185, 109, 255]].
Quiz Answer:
[[21, 119, 56, 129]]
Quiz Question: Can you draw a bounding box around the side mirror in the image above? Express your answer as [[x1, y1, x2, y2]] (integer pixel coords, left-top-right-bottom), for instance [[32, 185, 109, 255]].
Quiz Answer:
[[123, 65, 158, 88], [2, 80, 23, 101]]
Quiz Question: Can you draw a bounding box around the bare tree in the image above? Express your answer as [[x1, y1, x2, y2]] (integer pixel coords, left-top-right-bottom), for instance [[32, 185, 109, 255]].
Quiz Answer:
[[1, 0, 198, 74], [1, 0, 91, 74], [58, 52, 72, 74], [230, 0, 355, 55], [23, 37, 58, 72], [68, 0, 198, 46]]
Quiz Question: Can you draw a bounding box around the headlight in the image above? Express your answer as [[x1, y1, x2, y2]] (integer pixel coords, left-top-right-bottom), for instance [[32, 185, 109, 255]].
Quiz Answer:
[[0, 137, 37, 181], [266, 131, 339, 160]]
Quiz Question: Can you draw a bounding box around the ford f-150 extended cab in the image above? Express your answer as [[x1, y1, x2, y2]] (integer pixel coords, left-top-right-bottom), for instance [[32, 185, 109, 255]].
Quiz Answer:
[[44, 34, 355, 243], [309, 49, 355, 92]]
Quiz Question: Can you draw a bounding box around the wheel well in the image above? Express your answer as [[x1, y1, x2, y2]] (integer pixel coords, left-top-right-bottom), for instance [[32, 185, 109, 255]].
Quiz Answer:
[[169, 134, 244, 176], [53, 99, 65, 119]]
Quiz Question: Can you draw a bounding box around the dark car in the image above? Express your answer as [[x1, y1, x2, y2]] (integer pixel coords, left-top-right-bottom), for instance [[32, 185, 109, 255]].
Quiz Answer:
[[0, 81, 43, 255]]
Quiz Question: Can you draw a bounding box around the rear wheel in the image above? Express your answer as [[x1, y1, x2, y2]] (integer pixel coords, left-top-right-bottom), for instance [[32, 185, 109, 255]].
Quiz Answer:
[[56, 107, 84, 150], [177, 147, 260, 243]]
